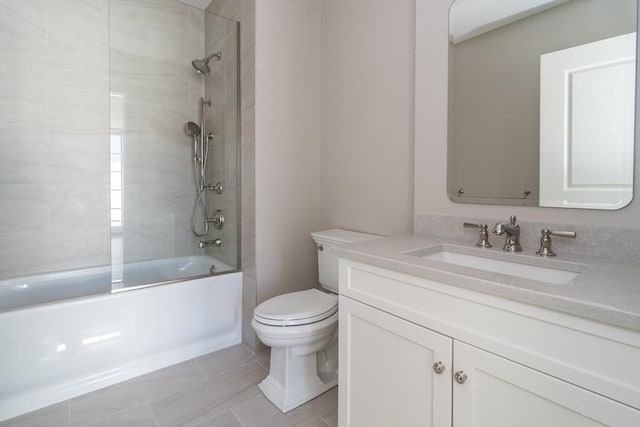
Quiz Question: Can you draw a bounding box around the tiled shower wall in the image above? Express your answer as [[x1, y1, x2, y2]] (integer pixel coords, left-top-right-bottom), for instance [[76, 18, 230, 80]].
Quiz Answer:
[[0, 0, 111, 279], [110, 0, 206, 265], [202, 13, 240, 269], [1, 0, 240, 280], [206, 0, 257, 350]]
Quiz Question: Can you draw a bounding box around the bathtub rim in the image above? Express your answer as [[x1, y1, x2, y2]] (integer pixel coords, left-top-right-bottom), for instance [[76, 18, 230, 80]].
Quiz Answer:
[[0, 258, 239, 315]]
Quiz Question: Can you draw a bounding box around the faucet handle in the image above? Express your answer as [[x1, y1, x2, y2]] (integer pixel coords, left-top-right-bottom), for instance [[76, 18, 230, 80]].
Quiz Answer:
[[536, 229, 576, 257], [463, 222, 493, 248]]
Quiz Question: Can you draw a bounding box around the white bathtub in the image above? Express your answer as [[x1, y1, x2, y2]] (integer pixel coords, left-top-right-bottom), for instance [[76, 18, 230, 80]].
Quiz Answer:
[[0, 255, 233, 312], [0, 259, 242, 422]]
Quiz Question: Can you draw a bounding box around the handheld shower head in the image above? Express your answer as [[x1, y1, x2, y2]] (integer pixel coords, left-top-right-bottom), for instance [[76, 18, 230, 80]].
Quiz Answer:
[[191, 51, 222, 76], [184, 121, 201, 137]]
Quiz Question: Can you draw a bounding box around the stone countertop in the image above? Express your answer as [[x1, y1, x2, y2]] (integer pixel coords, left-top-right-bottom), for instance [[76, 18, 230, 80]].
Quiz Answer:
[[333, 234, 640, 332]]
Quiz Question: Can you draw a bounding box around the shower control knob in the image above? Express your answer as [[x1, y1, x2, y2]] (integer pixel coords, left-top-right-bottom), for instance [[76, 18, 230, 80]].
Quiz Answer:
[[205, 182, 223, 194], [432, 361, 445, 374], [206, 210, 224, 230]]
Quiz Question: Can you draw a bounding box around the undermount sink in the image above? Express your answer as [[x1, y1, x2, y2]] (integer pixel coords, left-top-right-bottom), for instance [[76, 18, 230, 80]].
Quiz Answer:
[[405, 245, 585, 285]]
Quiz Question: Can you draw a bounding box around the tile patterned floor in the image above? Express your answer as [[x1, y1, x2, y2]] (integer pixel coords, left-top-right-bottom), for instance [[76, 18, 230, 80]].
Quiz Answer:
[[1, 345, 338, 427]]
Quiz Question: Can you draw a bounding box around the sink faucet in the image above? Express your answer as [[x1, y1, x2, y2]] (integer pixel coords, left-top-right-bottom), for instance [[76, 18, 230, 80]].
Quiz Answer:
[[492, 215, 523, 252]]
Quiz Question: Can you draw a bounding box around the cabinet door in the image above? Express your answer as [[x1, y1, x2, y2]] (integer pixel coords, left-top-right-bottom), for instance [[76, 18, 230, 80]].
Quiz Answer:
[[339, 296, 452, 427], [453, 341, 640, 427]]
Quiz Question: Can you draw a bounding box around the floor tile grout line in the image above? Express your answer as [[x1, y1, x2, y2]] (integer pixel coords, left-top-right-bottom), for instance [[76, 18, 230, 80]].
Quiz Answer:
[[154, 364, 265, 427], [193, 344, 263, 380], [5, 346, 275, 427], [229, 407, 246, 427], [193, 357, 211, 379], [147, 400, 160, 427], [75, 400, 153, 427], [195, 358, 267, 385]]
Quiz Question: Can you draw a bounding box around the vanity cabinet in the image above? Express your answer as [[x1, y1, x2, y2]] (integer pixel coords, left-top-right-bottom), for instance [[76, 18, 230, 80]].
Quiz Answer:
[[339, 296, 452, 427], [338, 259, 640, 427]]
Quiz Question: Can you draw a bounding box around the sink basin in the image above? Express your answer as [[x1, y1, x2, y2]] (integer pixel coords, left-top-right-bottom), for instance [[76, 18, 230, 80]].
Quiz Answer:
[[405, 245, 585, 285]]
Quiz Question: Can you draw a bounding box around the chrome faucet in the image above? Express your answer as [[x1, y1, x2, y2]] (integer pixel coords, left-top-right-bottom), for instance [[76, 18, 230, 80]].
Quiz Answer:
[[199, 238, 222, 249], [492, 215, 523, 252]]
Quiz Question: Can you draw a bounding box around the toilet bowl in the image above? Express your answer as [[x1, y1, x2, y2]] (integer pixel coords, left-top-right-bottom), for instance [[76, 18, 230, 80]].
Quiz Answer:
[[252, 229, 381, 413], [252, 289, 339, 412]]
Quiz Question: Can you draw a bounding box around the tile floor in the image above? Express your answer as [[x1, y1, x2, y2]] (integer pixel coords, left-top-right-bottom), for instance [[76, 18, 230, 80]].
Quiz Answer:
[[1, 345, 338, 427]]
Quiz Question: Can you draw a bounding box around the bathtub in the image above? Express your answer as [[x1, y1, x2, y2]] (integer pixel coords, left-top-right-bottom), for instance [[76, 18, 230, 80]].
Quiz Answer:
[[0, 256, 242, 422]]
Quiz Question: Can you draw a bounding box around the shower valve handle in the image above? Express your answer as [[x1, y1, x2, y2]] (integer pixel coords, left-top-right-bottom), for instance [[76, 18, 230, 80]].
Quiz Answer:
[[205, 182, 223, 194]]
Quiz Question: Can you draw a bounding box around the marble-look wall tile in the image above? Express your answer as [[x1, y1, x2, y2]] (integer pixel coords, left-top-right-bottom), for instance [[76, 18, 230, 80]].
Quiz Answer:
[[199, 11, 240, 270], [0, 227, 110, 279], [0, 139, 46, 185], [0, 1, 48, 43], [241, 230, 255, 279], [109, 0, 208, 266], [207, 0, 242, 22], [241, 275, 258, 351], [48, 185, 110, 230], [414, 213, 640, 263], [0, 0, 110, 280], [0, 185, 49, 232], [207, 0, 255, 349]]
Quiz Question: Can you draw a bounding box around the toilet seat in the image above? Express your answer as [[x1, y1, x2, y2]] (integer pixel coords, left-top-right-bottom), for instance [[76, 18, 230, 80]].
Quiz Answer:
[[254, 289, 338, 326]]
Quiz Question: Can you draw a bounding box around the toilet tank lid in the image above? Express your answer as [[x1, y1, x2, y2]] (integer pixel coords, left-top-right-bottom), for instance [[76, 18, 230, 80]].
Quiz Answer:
[[311, 229, 382, 244]]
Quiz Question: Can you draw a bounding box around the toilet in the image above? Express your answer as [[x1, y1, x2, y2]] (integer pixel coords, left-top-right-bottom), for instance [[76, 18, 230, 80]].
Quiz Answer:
[[252, 229, 381, 412]]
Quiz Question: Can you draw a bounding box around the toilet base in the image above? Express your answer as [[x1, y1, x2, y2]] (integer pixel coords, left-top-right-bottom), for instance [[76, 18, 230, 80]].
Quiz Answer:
[[259, 342, 338, 413], [258, 369, 337, 413]]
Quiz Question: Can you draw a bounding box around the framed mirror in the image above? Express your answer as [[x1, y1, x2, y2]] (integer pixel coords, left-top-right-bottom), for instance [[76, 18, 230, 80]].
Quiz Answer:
[[447, 0, 637, 209]]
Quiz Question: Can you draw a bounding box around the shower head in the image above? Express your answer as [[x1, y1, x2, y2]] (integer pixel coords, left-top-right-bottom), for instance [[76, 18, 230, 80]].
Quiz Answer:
[[184, 121, 201, 137], [191, 51, 222, 76]]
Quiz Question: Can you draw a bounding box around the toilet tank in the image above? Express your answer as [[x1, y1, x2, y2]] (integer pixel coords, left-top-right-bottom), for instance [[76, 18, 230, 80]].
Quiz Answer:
[[311, 229, 382, 293]]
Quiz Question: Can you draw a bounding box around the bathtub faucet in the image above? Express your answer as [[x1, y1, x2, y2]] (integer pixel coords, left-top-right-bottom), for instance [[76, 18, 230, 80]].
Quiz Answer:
[[199, 238, 222, 249]]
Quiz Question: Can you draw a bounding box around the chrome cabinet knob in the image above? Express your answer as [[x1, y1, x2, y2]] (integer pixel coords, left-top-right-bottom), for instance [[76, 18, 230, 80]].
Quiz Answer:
[[454, 370, 468, 384], [432, 361, 446, 374]]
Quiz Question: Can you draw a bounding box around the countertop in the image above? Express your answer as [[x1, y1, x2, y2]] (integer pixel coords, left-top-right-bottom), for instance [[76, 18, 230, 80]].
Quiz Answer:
[[333, 234, 640, 332]]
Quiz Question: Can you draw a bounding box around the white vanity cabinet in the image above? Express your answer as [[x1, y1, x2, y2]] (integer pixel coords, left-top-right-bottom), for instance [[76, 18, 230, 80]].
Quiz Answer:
[[339, 296, 452, 427], [338, 259, 640, 427]]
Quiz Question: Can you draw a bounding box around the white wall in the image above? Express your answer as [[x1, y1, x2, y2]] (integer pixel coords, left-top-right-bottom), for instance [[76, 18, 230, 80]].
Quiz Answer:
[[414, 0, 640, 229], [322, 0, 416, 236], [255, 0, 324, 303]]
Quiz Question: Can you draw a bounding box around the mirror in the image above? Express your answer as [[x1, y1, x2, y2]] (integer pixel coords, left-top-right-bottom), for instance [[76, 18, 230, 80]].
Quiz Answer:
[[448, 0, 637, 209]]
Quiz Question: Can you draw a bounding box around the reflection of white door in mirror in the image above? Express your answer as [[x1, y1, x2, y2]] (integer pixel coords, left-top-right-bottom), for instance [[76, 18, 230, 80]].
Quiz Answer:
[[540, 33, 636, 209]]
